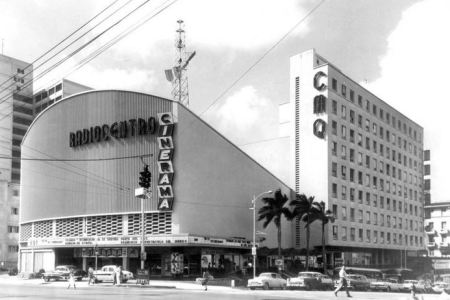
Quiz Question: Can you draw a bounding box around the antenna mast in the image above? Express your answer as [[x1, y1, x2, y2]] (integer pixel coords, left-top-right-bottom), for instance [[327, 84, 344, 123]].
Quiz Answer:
[[165, 20, 196, 107]]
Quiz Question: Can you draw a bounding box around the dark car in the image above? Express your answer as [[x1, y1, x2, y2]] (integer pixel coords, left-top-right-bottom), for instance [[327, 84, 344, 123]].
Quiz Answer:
[[42, 265, 86, 282]]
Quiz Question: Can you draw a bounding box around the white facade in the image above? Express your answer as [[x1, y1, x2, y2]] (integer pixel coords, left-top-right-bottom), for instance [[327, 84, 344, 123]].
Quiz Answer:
[[283, 49, 426, 266]]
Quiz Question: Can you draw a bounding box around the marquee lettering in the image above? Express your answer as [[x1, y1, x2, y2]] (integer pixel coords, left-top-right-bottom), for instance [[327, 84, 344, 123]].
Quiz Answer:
[[313, 71, 327, 91], [313, 119, 326, 139], [157, 112, 175, 211]]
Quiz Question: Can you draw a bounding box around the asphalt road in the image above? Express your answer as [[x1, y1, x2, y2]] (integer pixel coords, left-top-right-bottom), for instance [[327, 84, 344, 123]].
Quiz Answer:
[[1, 280, 450, 300]]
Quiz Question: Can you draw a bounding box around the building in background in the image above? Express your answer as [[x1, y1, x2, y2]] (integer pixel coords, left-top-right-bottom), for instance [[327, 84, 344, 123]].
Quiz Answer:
[[0, 53, 91, 270], [280, 49, 426, 269], [0, 54, 33, 269]]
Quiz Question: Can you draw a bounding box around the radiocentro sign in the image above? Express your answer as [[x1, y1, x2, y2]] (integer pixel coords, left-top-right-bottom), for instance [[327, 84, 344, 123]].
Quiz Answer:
[[68, 112, 176, 211]]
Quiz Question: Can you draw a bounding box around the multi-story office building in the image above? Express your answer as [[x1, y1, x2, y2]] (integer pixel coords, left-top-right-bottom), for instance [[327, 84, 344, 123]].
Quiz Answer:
[[0, 54, 34, 269], [0, 53, 90, 270], [280, 49, 426, 268]]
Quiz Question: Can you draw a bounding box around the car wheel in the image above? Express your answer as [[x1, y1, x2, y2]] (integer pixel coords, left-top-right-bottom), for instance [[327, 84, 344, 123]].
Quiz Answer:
[[44, 277, 50, 282], [282, 284, 287, 290], [249, 287, 255, 290], [263, 283, 269, 290], [305, 283, 311, 291], [122, 279, 128, 283]]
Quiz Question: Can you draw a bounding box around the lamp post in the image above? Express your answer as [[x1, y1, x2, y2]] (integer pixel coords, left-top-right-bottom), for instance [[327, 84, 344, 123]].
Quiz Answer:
[[94, 244, 98, 271], [320, 201, 335, 275], [251, 190, 273, 279]]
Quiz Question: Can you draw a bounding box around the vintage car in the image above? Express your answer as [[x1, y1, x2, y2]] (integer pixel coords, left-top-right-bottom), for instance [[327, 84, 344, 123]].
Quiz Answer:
[[431, 281, 449, 294], [286, 271, 333, 290], [369, 279, 390, 291], [401, 280, 427, 293], [93, 265, 133, 283], [385, 278, 404, 292], [334, 274, 370, 291], [247, 272, 287, 290], [42, 265, 85, 282]]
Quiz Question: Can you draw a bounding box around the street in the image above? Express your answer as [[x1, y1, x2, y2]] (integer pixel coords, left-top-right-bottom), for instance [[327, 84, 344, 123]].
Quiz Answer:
[[1, 280, 450, 300]]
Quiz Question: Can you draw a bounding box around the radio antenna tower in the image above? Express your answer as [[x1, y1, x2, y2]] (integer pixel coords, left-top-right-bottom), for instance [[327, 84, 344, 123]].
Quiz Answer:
[[164, 20, 196, 107]]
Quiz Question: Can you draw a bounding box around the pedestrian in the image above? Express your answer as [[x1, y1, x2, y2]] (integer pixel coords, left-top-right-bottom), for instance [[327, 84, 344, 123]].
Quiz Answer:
[[67, 271, 76, 289], [112, 267, 117, 285], [411, 282, 418, 300], [88, 267, 95, 285], [116, 266, 122, 285], [202, 270, 210, 291], [334, 265, 351, 297]]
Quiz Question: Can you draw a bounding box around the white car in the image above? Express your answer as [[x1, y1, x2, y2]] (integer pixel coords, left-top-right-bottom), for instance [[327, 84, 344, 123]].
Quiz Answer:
[[247, 272, 287, 290], [386, 278, 403, 292], [402, 280, 425, 293], [432, 282, 449, 294], [93, 265, 133, 283], [370, 279, 390, 291], [287, 271, 333, 290]]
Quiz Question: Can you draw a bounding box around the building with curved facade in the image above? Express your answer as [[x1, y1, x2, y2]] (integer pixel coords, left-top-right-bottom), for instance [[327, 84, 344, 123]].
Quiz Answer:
[[18, 90, 293, 275]]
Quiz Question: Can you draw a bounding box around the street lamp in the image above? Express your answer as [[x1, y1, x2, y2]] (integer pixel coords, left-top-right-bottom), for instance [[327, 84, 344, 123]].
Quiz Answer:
[[251, 190, 273, 279], [94, 244, 98, 271]]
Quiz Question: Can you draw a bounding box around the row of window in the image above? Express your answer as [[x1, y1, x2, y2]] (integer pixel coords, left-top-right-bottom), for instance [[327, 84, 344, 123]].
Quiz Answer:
[[331, 119, 422, 170], [331, 141, 422, 186], [331, 224, 423, 247], [8, 245, 18, 253], [332, 204, 422, 230], [331, 186, 422, 216], [330, 78, 422, 144], [331, 163, 422, 200], [34, 83, 62, 102]]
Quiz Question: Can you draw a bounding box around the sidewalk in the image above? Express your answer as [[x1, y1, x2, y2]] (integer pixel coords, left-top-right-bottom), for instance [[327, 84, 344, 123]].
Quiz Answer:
[[0, 274, 238, 292]]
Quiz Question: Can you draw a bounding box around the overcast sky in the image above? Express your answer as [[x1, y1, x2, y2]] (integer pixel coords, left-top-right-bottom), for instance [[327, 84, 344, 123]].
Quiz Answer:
[[1, 0, 449, 201]]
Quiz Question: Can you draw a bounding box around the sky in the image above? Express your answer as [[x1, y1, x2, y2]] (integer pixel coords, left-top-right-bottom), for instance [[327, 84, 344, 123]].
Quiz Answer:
[[1, 0, 449, 201]]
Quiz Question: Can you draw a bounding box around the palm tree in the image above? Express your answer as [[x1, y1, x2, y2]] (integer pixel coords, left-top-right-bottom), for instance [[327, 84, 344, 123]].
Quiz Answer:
[[288, 194, 315, 270], [257, 189, 291, 259], [304, 201, 335, 274]]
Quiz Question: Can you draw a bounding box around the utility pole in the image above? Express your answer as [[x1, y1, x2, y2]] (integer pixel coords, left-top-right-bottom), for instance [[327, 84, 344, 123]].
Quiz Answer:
[[164, 20, 196, 107]]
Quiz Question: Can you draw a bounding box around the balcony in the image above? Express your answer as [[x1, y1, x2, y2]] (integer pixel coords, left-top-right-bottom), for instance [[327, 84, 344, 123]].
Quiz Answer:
[[440, 228, 449, 235], [427, 242, 436, 248], [425, 226, 436, 235]]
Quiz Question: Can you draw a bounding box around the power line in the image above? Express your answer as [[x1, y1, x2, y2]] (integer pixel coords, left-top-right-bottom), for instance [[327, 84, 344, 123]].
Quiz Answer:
[[0, 153, 153, 162], [0, 0, 153, 114], [199, 0, 327, 118], [0, 0, 122, 88]]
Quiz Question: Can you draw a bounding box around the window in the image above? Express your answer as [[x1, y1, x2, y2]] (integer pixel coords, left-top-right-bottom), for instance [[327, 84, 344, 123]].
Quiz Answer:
[[365, 119, 370, 132], [373, 194, 378, 207], [357, 153, 363, 166], [387, 215, 391, 227], [8, 226, 19, 233], [350, 228, 355, 241], [342, 206, 347, 220], [380, 196, 384, 209], [366, 211, 371, 224], [358, 115, 362, 127], [357, 134, 363, 147], [358, 209, 363, 223], [372, 123, 377, 135], [350, 208, 355, 222], [365, 192, 371, 206], [374, 213, 378, 225], [332, 100, 337, 114], [341, 125, 347, 139], [350, 110, 355, 124], [8, 245, 19, 253], [358, 228, 363, 242], [380, 214, 385, 226], [349, 148, 355, 162], [365, 100, 370, 111], [342, 226, 347, 240], [332, 121, 337, 135], [350, 168, 355, 182], [332, 184, 337, 198], [350, 188, 355, 201], [11, 207, 18, 215], [358, 95, 362, 106], [341, 105, 347, 119], [374, 230, 378, 243], [332, 78, 337, 90], [358, 190, 363, 203], [332, 204, 338, 219], [366, 229, 371, 243], [332, 141, 337, 156], [365, 137, 370, 150], [350, 90, 354, 102], [380, 232, 385, 244], [333, 225, 338, 239], [365, 174, 370, 187], [341, 84, 347, 97], [341, 145, 347, 159], [341, 185, 347, 200], [332, 162, 337, 177], [349, 129, 355, 143]]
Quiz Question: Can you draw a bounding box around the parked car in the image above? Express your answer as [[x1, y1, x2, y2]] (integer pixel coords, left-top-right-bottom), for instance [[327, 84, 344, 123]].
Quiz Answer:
[[334, 274, 370, 291], [431, 282, 449, 294], [402, 280, 425, 293], [42, 265, 85, 282], [287, 271, 333, 290], [247, 272, 287, 290], [93, 265, 133, 283], [369, 279, 390, 292], [386, 278, 404, 292]]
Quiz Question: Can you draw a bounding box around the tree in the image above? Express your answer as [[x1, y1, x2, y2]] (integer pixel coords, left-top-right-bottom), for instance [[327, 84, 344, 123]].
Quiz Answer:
[[288, 194, 315, 270], [304, 201, 334, 274], [257, 189, 291, 259]]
